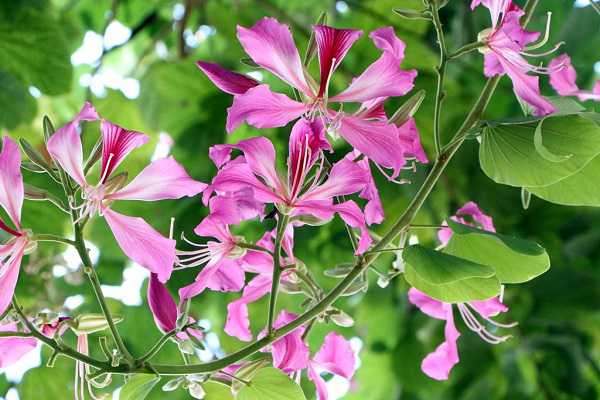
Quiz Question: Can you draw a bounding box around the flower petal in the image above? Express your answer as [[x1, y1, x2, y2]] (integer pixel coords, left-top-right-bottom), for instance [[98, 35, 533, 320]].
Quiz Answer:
[[421, 306, 460, 381], [225, 274, 272, 341], [314, 25, 362, 97], [549, 54, 600, 102], [148, 272, 178, 333], [0, 136, 24, 228], [369, 27, 406, 60], [196, 60, 259, 95], [107, 156, 206, 201], [269, 311, 310, 372], [0, 322, 38, 369], [338, 115, 405, 178], [102, 208, 175, 283], [330, 53, 417, 103], [301, 157, 367, 201], [207, 189, 265, 226], [313, 332, 356, 379], [408, 288, 446, 320], [226, 84, 306, 133], [46, 102, 99, 186], [307, 362, 330, 400], [470, 296, 508, 318], [0, 239, 26, 316], [233, 136, 285, 191], [204, 258, 246, 293], [347, 152, 384, 225], [237, 17, 311, 94], [397, 118, 428, 164], [100, 120, 149, 182], [194, 216, 234, 244]]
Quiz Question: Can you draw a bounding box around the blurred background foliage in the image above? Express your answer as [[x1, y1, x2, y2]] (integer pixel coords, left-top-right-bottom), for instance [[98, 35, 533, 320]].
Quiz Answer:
[[1, 0, 599, 399]]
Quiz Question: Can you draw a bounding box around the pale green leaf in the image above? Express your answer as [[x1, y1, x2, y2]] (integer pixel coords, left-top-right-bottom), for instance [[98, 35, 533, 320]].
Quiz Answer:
[[204, 381, 235, 400], [119, 375, 160, 400], [236, 367, 306, 400]]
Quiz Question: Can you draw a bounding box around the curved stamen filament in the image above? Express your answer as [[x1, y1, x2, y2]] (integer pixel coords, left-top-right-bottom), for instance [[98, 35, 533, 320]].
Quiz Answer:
[[456, 303, 514, 345], [521, 41, 564, 58], [373, 162, 410, 184], [99, 153, 115, 184], [524, 12, 553, 51]]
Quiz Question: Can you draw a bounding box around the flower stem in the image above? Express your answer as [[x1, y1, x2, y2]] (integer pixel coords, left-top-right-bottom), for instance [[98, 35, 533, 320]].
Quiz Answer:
[[32, 234, 76, 246], [266, 213, 290, 336], [431, 1, 448, 156], [447, 41, 484, 59]]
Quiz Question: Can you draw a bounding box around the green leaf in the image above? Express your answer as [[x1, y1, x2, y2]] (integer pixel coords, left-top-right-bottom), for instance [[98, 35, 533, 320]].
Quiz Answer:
[[479, 115, 600, 187], [204, 381, 235, 400], [119, 375, 161, 400], [533, 118, 572, 162], [0, 69, 36, 129], [0, 5, 72, 95], [527, 154, 600, 206], [402, 245, 501, 302], [236, 367, 307, 400], [444, 220, 550, 284]]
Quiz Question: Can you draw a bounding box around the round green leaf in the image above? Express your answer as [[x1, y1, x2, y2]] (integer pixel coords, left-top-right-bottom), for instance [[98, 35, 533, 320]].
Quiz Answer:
[[204, 381, 234, 400], [528, 154, 600, 206], [236, 367, 307, 400], [118, 375, 160, 400], [402, 245, 501, 303], [479, 115, 600, 187], [444, 220, 550, 284]]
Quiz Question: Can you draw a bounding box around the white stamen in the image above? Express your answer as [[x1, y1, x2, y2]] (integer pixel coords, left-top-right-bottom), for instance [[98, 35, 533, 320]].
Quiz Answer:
[[169, 217, 175, 240], [99, 152, 115, 184], [524, 12, 553, 51], [521, 41, 565, 58], [373, 162, 410, 184]]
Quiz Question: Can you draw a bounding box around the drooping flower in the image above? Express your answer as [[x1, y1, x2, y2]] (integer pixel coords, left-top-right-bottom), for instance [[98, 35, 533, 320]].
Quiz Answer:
[[46, 103, 206, 282], [177, 215, 273, 301], [204, 119, 373, 254], [0, 136, 37, 316], [147, 273, 204, 340], [472, 0, 563, 116], [549, 54, 600, 102], [197, 18, 424, 179], [408, 201, 515, 380], [258, 311, 356, 400]]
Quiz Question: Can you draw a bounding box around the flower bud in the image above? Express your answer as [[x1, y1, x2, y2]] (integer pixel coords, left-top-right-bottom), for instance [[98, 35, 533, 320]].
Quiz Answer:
[[188, 382, 206, 399], [162, 377, 184, 392], [393, 8, 431, 20], [389, 90, 426, 126], [70, 314, 123, 335], [329, 309, 355, 327]]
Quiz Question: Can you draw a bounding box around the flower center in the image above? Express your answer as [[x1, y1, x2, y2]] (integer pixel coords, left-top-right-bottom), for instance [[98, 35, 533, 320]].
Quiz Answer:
[[477, 28, 494, 54]]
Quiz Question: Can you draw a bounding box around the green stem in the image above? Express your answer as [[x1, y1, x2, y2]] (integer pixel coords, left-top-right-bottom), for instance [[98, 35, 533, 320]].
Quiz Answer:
[[267, 214, 290, 336], [591, 1, 600, 16], [431, 1, 447, 156], [32, 234, 76, 246], [138, 323, 196, 363]]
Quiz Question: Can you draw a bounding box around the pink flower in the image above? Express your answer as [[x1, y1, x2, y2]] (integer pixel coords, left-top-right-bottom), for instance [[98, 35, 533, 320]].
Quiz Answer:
[[147, 273, 204, 341], [409, 202, 515, 380], [0, 136, 36, 316], [197, 18, 422, 179], [472, 0, 562, 116], [205, 120, 373, 254], [437, 201, 496, 245], [549, 54, 600, 102], [257, 311, 357, 400], [177, 216, 273, 301], [46, 103, 206, 282]]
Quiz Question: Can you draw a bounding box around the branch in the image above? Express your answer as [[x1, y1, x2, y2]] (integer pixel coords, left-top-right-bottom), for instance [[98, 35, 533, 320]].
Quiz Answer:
[[431, 1, 448, 156], [266, 214, 290, 336]]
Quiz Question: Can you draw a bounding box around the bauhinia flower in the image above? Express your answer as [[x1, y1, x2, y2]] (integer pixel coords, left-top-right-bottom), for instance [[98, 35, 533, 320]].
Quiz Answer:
[[46, 102, 206, 282], [259, 311, 356, 400], [472, 0, 563, 116], [0, 136, 37, 316], [549, 54, 600, 102], [177, 215, 273, 301], [205, 119, 373, 254], [408, 202, 516, 380], [197, 18, 423, 179]]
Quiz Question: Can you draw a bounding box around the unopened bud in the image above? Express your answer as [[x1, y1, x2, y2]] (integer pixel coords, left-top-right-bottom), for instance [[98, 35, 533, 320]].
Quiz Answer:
[[188, 382, 206, 399], [329, 309, 355, 327], [104, 172, 129, 193], [389, 89, 426, 126], [163, 377, 184, 392]]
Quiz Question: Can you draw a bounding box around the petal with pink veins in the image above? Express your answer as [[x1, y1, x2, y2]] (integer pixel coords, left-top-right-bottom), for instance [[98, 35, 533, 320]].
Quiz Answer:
[[330, 53, 417, 103], [314, 25, 362, 97], [300, 157, 367, 201], [194, 216, 234, 244], [268, 311, 310, 372], [237, 17, 312, 95], [347, 153, 384, 225], [107, 156, 206, 201], [207, 189, 264, 225], [196, 61, 259, 95], [100, 120, 149, 182], [226, 84, 306, 133], [46, 102, 99, 187], [148, 272, 178, 333], [0, 136, 24, 228], [338, 115, 406, 178], [233, 137, 285, 191], [204, 258, 246, 293], [102, 208, 175, 283], [397, 118, 428, 164]]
